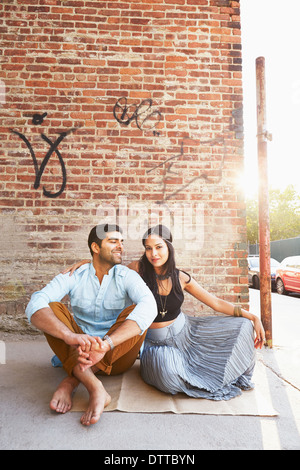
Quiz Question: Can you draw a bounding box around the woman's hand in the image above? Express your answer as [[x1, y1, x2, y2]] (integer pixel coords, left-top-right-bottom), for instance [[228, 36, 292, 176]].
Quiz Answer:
[[252, 316, 266, 349], [61, 259, 90, 276]]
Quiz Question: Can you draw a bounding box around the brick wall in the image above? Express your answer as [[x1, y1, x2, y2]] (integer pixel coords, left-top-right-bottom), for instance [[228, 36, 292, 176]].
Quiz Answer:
[[0, 0, 248, 334]]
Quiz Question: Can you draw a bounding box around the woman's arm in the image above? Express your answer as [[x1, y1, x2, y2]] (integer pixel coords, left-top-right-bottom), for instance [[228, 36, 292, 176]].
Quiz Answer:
[[183, 276, 265, 349], [61, 259, 90, 275], [62, 259, 140, 276], [126, 260, 140, 272]]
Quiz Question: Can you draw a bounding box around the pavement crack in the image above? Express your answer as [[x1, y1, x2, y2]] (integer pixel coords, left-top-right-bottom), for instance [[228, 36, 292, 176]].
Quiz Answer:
[[258, 358, 300, 393]]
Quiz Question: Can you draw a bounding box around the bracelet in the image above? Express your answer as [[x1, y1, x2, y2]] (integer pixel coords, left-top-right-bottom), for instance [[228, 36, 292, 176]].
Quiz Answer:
[[103, 334, 115, 350], [233, 305, 242, 317]]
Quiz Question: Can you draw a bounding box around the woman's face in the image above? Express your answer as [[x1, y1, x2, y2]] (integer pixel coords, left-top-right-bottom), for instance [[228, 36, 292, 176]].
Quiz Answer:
[[144, 234, 169, 270]]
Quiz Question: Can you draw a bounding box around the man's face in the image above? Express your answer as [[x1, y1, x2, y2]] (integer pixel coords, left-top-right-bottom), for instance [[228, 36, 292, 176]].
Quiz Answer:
[[97, 231, 124, 266]]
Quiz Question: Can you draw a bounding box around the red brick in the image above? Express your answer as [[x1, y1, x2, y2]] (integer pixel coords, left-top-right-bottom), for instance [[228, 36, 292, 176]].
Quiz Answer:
[[0, 0, 249, 330]]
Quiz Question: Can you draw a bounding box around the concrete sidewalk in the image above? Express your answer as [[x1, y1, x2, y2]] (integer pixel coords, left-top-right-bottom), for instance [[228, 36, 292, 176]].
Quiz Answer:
[[1, 289, 300, 451]]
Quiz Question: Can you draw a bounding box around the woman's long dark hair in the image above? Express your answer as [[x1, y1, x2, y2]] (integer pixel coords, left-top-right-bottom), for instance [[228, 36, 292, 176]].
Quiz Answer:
[[138, 225, 182, 298]]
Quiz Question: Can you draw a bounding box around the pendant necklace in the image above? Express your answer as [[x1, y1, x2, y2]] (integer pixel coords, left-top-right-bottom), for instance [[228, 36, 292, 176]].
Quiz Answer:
[[159, 293, 168, 318], [157, 277, 170, 318]]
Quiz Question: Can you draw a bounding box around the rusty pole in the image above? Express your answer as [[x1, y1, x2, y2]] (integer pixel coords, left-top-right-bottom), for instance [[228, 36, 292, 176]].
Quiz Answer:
[[256, 56, 272, 348]]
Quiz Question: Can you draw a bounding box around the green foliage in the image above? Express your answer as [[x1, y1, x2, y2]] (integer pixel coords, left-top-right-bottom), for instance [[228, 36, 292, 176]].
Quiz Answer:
[[246, 185, 300, 244]]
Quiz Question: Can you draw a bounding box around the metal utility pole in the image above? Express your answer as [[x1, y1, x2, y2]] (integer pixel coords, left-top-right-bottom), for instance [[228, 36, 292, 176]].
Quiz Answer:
[[256, 56, 272, 348]]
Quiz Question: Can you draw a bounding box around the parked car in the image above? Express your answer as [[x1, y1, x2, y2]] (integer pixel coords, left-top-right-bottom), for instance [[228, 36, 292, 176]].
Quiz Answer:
[[248, 256, 280, 290], [275, 255, 300, 295]]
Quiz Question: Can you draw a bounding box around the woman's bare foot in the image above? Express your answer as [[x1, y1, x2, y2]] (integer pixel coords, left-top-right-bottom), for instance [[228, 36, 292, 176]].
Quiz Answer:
[[50, 376, 79, 414], [80, 380, 111, 426]]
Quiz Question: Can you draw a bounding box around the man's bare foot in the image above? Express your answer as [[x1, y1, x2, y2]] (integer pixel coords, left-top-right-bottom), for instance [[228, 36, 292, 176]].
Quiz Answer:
[[50, 376, 79, 414], [80, 380, 111, 426]]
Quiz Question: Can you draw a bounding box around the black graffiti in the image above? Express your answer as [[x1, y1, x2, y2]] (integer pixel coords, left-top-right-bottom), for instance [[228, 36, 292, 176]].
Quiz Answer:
[[147, 140, 184, 175], [147, 107, 243, 202], [10, 119, 80, 198], [32, 112, 47, 125], [147, 140, 184, 198], [147, 137, 227, 202], [113, 97, 162, 134]]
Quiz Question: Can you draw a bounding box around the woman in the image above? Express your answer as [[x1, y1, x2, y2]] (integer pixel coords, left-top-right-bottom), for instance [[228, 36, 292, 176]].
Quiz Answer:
[[65, 225, 265, 401]]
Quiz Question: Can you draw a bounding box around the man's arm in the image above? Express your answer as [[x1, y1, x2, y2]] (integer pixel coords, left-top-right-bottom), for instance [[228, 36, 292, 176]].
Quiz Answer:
[[122, 269, 157, 334], [77, 270, 157, 371], [77, 318, 141, 371], [31, 306, 99, 350], [26, 272, 99, 350]]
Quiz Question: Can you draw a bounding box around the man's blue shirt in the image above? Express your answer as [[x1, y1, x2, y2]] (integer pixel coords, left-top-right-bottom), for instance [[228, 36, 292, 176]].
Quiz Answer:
[[25, 263, 157, 338]]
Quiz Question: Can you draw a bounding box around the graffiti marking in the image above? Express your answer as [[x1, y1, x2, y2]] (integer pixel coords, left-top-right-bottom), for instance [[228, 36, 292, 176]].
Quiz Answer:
[[113, 97, 162, 134], [10, 118, 80, 198]]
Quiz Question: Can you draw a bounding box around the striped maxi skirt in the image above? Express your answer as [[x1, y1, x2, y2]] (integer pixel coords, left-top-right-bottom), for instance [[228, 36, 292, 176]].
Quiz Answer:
[[140, 312, 256, 401]]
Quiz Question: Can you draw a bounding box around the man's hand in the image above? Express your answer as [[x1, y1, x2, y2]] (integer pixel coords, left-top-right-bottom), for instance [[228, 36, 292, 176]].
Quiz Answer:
[[77, 338, 111, 372], [30, 307, 100, 354], [63, 331, 100, 352]]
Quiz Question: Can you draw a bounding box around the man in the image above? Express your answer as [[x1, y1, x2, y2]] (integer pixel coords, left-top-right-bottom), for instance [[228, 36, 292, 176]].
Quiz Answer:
[[25, 224, 157, 426]]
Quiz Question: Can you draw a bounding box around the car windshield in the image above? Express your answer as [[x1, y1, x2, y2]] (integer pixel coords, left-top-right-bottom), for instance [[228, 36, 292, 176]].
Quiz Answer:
[[249, 258, 259, 268], [249, 258, 280, 268], [271, 259, 280, 266]]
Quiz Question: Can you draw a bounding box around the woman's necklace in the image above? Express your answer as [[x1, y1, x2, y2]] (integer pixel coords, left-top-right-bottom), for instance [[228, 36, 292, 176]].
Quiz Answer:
[[159, 293, 168, 318], [155, 272, 171, 281], [157, 277, 170, 318]]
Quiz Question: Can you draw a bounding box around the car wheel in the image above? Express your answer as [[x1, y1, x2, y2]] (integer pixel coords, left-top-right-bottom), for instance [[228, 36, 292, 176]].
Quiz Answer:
[[253, 276, 260, 289], [276, 278, 287, 295]]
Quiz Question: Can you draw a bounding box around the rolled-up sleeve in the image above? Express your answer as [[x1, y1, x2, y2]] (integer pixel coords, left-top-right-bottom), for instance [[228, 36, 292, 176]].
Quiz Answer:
[[25, 273, 74, 323], [123, 270, 157, 334]]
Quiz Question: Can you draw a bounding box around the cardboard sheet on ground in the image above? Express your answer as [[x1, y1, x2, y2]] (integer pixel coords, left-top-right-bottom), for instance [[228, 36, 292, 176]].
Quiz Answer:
[[71, 360, 278, 417]]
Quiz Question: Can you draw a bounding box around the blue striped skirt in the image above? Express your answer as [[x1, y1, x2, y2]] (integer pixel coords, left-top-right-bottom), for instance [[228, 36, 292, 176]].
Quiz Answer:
[[140, 312, 256, 401]]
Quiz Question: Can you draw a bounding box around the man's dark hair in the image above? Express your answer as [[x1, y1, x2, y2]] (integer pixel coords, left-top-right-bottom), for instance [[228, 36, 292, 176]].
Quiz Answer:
[[88, 223, 123, 256]]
